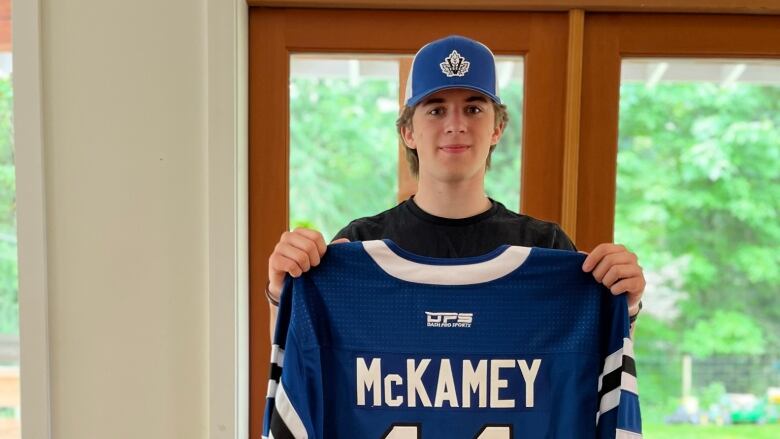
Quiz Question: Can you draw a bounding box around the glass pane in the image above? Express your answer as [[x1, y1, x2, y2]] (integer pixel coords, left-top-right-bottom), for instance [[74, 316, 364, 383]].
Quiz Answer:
[[617, 58, 780, 438], [289, 55, 399, 241], [485, 57, 523, 213], [0, 0, 19, 436]]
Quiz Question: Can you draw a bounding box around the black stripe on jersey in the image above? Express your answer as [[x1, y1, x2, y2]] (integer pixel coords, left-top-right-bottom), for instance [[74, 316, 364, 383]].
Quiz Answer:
[[623, 355, 637, 377], [599, 367, 622, 399], [599, 354, 638, 399], [270, 406, 295, 439], [270, 363, 282, 382]]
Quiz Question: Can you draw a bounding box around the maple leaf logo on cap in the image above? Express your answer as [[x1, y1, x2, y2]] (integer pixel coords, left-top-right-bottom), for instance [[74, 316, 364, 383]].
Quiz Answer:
[[440, 50, 470, 77]]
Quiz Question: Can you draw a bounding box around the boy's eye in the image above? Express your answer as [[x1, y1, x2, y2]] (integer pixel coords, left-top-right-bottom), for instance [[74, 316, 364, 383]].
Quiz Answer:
[[466, 106, 482, 114], [428, 107, 444, 116]]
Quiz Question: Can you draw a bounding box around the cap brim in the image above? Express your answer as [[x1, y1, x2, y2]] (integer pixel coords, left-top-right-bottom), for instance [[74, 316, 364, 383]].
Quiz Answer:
[[406, 84, 501, 107]]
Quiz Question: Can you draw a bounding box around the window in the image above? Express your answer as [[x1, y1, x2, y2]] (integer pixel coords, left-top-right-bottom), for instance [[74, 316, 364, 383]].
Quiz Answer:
[[617, 58, 780, 436], [580, 15, 780, 437], [0, 0, 19, 437]]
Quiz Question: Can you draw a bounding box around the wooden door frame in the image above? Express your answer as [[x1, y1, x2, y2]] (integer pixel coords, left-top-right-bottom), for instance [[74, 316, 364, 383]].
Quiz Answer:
[[248, 8, 569, 437], [578, 13, 780, 250], [247, 0, 780, 15]]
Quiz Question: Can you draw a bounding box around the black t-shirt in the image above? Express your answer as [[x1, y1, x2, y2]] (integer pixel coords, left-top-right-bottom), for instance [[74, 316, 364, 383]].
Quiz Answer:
[[332, 196, 576, 258]]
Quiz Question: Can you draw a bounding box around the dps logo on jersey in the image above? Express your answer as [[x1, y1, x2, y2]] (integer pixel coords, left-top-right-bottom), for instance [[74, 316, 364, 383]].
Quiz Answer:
[[425, 311, 473, 328]]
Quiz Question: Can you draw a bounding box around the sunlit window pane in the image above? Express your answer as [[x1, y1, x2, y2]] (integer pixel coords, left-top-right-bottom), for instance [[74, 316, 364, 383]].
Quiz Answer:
[[0, 0, 19, 436], [485, 57, 523, 213], [289, 55, 399, 240], [617, 58, 780, 437]]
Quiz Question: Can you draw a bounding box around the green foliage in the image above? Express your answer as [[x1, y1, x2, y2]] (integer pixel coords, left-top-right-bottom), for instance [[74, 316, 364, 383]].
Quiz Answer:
[[698, 381, 727, 410], [683, 311, 766, 357], [634, 315, 684, 418], [616, 82, 780, 344], [0, 75, 17, 335], [617, 81, 780, 419], [484, 82, 523, 212], [289, 77, 398, 240]]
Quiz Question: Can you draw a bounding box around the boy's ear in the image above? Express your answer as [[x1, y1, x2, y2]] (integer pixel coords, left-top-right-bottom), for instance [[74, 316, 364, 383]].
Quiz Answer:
[[401, 125, 416, 149], [491, 121, 505, 145]]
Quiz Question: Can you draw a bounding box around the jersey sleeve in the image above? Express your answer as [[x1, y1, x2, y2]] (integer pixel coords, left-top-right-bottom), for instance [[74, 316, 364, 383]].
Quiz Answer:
[[596, 292, 643, 439], [262, 277, 316, 439]]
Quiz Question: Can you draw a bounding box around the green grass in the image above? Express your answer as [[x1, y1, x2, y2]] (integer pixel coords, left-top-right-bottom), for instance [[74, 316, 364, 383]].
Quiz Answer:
[[644, 423, 780, 438]]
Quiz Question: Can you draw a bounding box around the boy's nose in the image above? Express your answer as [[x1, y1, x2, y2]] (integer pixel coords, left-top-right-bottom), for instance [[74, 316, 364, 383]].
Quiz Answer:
[[444, 112, 467, 134]]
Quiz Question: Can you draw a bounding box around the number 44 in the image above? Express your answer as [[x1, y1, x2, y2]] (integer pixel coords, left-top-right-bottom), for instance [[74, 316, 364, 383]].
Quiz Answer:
[[383, 424, 513, 439]]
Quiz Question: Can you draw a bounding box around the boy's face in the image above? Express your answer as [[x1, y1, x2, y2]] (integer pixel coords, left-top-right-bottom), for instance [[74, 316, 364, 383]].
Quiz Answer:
[[402, 88, 504, 184]]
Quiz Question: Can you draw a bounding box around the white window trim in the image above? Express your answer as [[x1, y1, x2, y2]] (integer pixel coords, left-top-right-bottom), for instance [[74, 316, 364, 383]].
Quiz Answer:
[[207, 1, 249, 439], [15, 0, 251, 438], [15, 0, 53, 437]]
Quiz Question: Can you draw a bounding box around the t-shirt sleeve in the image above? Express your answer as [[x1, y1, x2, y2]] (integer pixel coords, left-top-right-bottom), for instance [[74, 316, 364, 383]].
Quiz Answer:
[[332, 218, 382, 243], [550, 224, 578, 251], [331, 222, 356, 242]]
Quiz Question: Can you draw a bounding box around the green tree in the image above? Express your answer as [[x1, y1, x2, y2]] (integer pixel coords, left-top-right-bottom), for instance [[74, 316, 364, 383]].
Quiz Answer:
[[0, 75, 18, 335], [289, 77, 398, 240], [616, 83, 780, 348], [617, 82, 780, 417], [485, 82, 523, 212]]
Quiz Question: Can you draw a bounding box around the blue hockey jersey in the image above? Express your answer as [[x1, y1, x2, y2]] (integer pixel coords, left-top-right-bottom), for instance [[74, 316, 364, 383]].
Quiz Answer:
[[263, 240, 642, 439]]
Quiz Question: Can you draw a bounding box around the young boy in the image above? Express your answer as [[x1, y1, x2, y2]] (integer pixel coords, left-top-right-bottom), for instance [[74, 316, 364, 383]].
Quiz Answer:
[[266, 35, 645, 336]]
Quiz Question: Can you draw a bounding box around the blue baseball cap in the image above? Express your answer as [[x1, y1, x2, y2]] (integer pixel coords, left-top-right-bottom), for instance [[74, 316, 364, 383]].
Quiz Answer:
[[404, 35, 501, 107]]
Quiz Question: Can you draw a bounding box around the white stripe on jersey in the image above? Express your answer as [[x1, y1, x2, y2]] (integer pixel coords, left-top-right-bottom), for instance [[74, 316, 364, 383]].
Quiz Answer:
[[597, 387, 621, 423], [596, 373, 639, 424], [271, 344, 285, 366], [616, 428, 643, 438], [362, 240, 532, 285], [599, 338, 634, 391], [597, 337, 640, 424], [596, 372, 639, 424], [622, 372, 638, 395], [276, 382, 308, 439], [267, 379, 278, 398]]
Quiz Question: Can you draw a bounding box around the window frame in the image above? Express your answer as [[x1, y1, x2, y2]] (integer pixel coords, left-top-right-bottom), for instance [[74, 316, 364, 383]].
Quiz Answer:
[[577, 13, 780, 249]]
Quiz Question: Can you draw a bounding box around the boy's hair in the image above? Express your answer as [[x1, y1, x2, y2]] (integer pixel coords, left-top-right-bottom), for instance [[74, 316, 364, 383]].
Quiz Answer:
[[395, 102, 509, 177]]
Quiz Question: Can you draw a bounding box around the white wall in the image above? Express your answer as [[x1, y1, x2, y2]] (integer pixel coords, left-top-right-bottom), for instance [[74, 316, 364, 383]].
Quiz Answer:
[[41, 0, 208, 437]]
